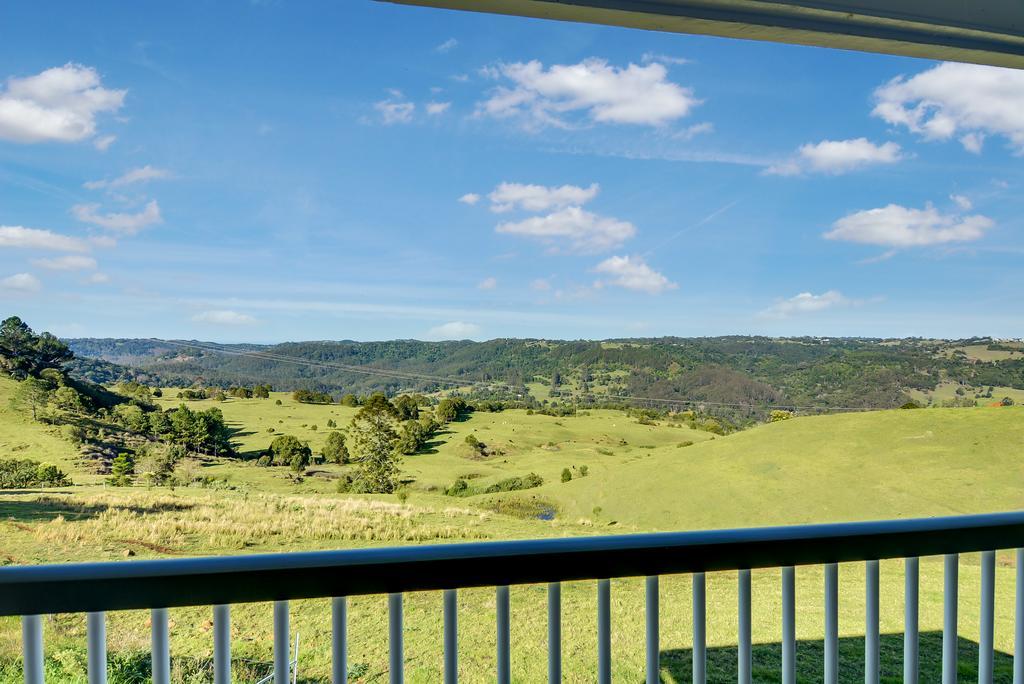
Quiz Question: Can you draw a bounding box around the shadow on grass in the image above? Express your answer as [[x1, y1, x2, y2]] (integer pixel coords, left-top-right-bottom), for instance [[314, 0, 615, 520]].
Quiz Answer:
[[660, 631, 1013, 683], [0, 495, 195, 524]]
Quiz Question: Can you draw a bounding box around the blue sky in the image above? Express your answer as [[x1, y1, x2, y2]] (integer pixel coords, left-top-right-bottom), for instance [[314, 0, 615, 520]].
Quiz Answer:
[[1, 1, 1022, 342]]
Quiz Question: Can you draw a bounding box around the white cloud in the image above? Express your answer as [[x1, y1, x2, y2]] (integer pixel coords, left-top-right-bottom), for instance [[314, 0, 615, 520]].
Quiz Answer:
[[593, 255, 676, 294], [31, 255, 97, 271], [825, 203, 993, 247], [477, 276, 497, 290], [93, 135, 116, 151], [72, 199, 162, 235], [672, 122, 713, 141], [767, 138, 903, 176], [759, 290, 849, 319], [192, 310, 257, 325], [641, 52, 691, 66], [84, 165, 171, 190], [950, 193, 973, 210], [435, 38, 458, 53], [0, 225, 90, 252], [425, 321, 481, 340], [496, 206, 636, 254], [374, 95, 415, 125], [872, 62, 1024, 153], [85, 272, 110, 284], [425, 101, 451, 116], [488, 182, 599, 213], [1, 273, 41, 293], [458, 193, 481, 205], [0, 63, 125, 144], [530, 278, 551, 291], [477, 58, 699, 128]]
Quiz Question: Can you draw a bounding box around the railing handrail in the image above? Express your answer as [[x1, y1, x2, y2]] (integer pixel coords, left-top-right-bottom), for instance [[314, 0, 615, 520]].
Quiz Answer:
[[3, 510, 1023, 616]]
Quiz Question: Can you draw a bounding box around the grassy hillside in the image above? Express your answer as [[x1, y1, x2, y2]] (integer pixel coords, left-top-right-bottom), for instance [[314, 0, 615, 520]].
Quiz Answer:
[[550, 405, 1024, 530], [0, 377, 92, 483], [3, 386, 1023, 681]]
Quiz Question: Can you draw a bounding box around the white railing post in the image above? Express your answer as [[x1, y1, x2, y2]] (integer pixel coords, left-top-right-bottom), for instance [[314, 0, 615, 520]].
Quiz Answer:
[[646, 575, 659, 684], [980, 550, 995, 684], [332, 597, 347, 684], [443, 590, 457, 684], [87, 611, 106, 684], [782, 567, 795, 684], [825, 563, 838, 684], [496, 586, 510, 684], [21, 614, 43, 684], [905, 557, 920, 684], [389, 593, 404, 684], [597, 579, 611, 684], [1017, 549, 1024, 684], [739, 569, 751, 684], [213, 604, 231, 684], [866, 560, 880, 684], [548, 582, 561, 683], [151, 608, 170, 684], [273, 601, 290, 684], [943, 554, 959, 684], [693, 572, 706, 684]]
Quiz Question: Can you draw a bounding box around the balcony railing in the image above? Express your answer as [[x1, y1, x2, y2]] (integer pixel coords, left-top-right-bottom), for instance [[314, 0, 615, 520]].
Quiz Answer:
[[2, 510, 1024, 683]]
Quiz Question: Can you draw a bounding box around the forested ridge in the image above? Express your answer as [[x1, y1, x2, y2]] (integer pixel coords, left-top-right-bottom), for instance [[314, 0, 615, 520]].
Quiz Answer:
[[66, 335, 1024, 418]]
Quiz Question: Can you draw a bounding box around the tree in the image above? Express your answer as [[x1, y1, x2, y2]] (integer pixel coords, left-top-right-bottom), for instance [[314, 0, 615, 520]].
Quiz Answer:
[[396, 420, 429, 455], [253, 384, 271, 399], [0, 317, 73, 379], [322, 431, 350, 464], [393, 395, 419, 421], [561, 467, 572, 483], [10, 377, 51, 420], [49, 386, 84, 416], [340, 394, 359, 407], [108, 453, 134, 486], [348, 395, 401, 493], [269, 435, 311, 469], [1001, 397, 1016, 406]]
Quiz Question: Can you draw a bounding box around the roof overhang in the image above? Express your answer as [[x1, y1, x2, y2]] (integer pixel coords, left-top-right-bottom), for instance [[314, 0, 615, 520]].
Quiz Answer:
[[379, 0, 1024, 69]]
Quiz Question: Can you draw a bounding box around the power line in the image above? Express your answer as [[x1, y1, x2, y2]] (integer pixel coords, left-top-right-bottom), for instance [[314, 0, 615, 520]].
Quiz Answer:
[[148, 338, 882, 414]]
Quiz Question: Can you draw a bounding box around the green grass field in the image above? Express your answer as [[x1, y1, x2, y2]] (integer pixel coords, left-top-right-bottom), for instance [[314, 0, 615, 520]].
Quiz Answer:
[[2, 379, 1023, 682]]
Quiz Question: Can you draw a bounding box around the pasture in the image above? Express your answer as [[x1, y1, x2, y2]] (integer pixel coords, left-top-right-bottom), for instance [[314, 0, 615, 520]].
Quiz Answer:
[[1, 381, 1023, 681]]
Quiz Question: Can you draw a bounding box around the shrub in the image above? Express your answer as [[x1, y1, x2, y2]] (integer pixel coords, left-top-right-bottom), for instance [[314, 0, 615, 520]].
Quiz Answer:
[[561, 468, 572, 483], [579, 465, 589, 477], [445, 478, 471, 496], [768, 410, 793, 422], [1002, 397, 1016, 406], [256, 455, 272, 467]]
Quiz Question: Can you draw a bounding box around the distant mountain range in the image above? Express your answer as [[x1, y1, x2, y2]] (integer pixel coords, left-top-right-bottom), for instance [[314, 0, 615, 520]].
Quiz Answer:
[[64, 336, 1024, 424]]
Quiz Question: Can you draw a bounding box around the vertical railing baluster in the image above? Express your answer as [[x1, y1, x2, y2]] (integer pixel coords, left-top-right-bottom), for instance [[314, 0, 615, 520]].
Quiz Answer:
[[151, 608, 170, 684], [332, 597, 347, 684], [980, 550, 995, 684], [866, 560, 880, 684], [782, 566, 795, 684], [646, 575, 659, 684], [548, 582, 561, 683], [943, 554, 959, 684], [213, 605, 230, 684], [693, 572, 706, 684], [389, 593, 404, 684], [739, 569, 751, 684], [443, 590, 457, 684], [274, 601, 290, 684], [21, 614, 43, 684], [496, 586, 510, 684], [597, 579, 611, 684], [905, 557, 919, 684], [87, 611, 106, 684], [1017, 549, 1024, 684], [825, 563, 838, 684]]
